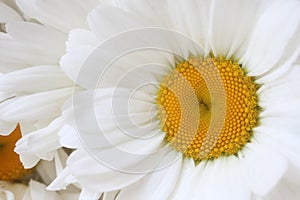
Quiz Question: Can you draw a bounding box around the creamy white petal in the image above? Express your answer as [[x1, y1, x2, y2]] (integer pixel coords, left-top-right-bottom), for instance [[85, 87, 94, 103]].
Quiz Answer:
[[19, 121, 38, 136], [0, 91, 14, 102], [166, 0, 210, 52], [23, 180, 58, 200], [0, 65, 73, 93], [168, 158, 197, 199], [258, 76, 300, 118], [88, 5, 152, 40], [79, 189, 101, 200], [209, 0, 265, 58], [64, 88, 158, 141], [48, 167, 77, 191], [60, 28, 100, 85], [117, 151, 182, 200], [241, 0, 300, 76], [0, 87, 74, 121], [15, 117, 64, 168], [241, 132, 288, 196], [58, 124, 81, 149], [65, 28, 202, 89], [0, 1, 22, 23], [66, 150, 146, 192], [0, 22, 66, 72], [16, 0, 100, 32], [193, 157, 250, 200], [103, 191, 120, 200], [113, 0, 170, 27], [0, 181, 27, 200], [36, 160, 58, 185], [258, 122, 300, 169], [261, 162, 300, 200], [0, 120, 17, 136]]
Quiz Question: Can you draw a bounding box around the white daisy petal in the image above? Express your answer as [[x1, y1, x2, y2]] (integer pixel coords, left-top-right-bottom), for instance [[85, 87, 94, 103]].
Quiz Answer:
[[265, 163, 300, 200], [177, 157, 250, 200], [260, 124, 300, 169], [14, 117, 64, 168], [114, 0, 169, 26], [0, 91, 14, 102], [242, 134, 288, 196], [241, 0, 300, 76], [0, 181, 27, 200], [0, 1, 22, 23], [65, 88, 157, 139], [58, 124, 81, 149], [166, 0, 210, 51], [60, 28, 100, 85], [0, 120, 17, 136], [117, 151, 182, 200], [0, 22, 66, 72], [0, 65, 73, 94], [66, 150, 146, 192], [87, 5, 151, 40], [47, 167, 77, 191], [79, 189, 101, 200], [0, 88, 74, 121], [168, 158, 197, 199], [16, 0, 100, 32], [209, 0, 264, 58], [103, 191, 120, 200], [23, 180, 58, 200]]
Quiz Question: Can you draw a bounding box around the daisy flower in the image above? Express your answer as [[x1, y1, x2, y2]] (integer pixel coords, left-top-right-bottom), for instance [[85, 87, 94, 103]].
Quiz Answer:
[[49, 0, 300, 199]]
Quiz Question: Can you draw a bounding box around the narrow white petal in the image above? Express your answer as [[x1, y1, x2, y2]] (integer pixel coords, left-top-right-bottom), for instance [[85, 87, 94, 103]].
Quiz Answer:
[[259, 125, 300, 170], [0, 87, 74, 121], [0, 120, 17, 136], [58, 124, 81, 149], [168, 158, 197, 199], [209, 0, 264, 58], [115, 0, 169, 27], [0, 2, 22, 23], [194, 157, 250, 200], [0, 91, 14, 102], [66, 150, 146, 192], [87, 5, 151, 40], [15, 117, 64, 167], [103, 191, 120, 200], [264, 164, 300, 200], [0, 181, 27, 200], [16, 0, 100, 32], [23, 180, 58, 200], [0, 22, 67, 72], [241, 135, 288, 196], [79, 189, 101, 200], [166, 0, 210, 52], [47, 167, 77, 191], [0, 65, 73, 93], [117, 151, 182, 200], [241, 0, 300, 76], [60, 28, 100, 85]]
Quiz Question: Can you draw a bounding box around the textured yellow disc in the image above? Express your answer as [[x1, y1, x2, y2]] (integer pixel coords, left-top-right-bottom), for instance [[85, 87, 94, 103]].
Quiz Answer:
[[156, 56, 260, 162], [0, 125, 31, 181]]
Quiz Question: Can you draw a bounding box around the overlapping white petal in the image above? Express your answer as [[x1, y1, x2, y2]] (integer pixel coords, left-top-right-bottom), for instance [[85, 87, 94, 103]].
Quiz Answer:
[[0, 0, 299, 199], [56, 0, 300, 199], [16, 0, 100, 32]]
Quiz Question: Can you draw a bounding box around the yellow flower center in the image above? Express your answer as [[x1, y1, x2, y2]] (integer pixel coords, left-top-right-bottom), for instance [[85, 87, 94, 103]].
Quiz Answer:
[[0, 126, 31, 181], [156, 56, 260, 162]]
